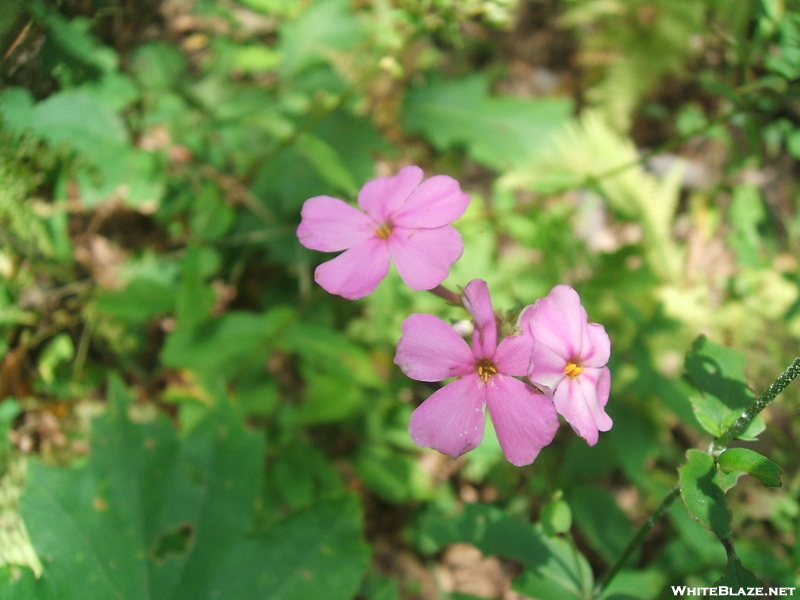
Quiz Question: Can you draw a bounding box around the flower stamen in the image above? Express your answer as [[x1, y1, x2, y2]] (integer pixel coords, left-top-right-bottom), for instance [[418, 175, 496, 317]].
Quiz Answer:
[[477, 359, 497, 383], [565, 362, 582, 378], [375, 223, 393, 240]]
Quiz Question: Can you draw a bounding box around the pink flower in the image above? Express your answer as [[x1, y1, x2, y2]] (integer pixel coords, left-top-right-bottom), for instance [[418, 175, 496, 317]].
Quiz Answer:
[[296, 166, 469, 300], [526, 285, 612, 446], [394, 279, 559, 466]]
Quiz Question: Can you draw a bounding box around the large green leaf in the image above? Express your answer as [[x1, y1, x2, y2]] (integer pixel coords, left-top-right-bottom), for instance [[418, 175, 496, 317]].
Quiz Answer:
[[684, 336, 764, 439], [19, 375, 263, 600], [403, 75, 572, 171], [16, 375, 368, 600]]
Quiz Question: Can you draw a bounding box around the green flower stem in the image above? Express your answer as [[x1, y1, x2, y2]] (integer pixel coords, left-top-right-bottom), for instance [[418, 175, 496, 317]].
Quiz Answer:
[[709, 356, 800, 455], [592, 484, 681, 599], [428, 284, 462, 306]]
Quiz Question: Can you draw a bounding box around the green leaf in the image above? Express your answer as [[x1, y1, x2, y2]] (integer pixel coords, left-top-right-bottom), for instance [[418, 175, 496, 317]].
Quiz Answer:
[[20, 374, 264, 599], [161, 307, 295, 376], [282, 322, 382, 388], [600, 569, 666, 600], [360, 573, 402, 600], [96, 277, 176, 322], [0, 402, 42, 579], [18, 375, 368, 600], [678, 449, 732, 540], [718, 448, 782, 488], [685, 336, 763, 439], [131, 43, 188, 91], [403, 75, 572, 170], [33, 5, 117, 77], [268, 442, 344, 512], [713, 551, 764, 588], [570, 485, 636, 564], [353, 445, 432, 503], [296, 133, 358, 197], [0, 88, 34, 134], [232, 44, 281, 74], [207, 496, 370, 600], [278, 0, 363, 77], [2, 87, 163, 207], [30, 89, 128, 158], [417, 503, 593, 600], [540, 497, 572, 537]]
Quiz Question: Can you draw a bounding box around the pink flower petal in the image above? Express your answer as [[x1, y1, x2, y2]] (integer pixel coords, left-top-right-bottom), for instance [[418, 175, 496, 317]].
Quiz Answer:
[[394, 314, 475, 382], [493, 328, 534, 377], [391, 174, 470, 229], [357, 166, 423, 223], [297, 196, 377, 252], [527, 285, 587, 360], [552, 370, 612, 446], [388, 225, 464, 291], [485, 375, 559, 466], [409, 375, 486, 459], [313, 237, 390, 299], [582, 323, 611, 367], [594, 366, 611, 409], [462, 279, 497, 359], [528, 339, 567, 396]]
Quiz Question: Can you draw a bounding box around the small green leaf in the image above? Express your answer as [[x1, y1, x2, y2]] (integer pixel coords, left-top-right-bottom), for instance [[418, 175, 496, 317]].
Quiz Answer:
[[718, 448, 782, 488], [296, 133, 358, 196], [232, 45, 281, 74], [541, 497, 572, 537], [685, 336, 763, 439], [678, 449, 731, 540]]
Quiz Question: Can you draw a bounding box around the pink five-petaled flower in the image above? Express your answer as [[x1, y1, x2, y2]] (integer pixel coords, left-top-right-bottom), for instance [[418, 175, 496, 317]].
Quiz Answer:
[[394, 279, 559, 467], [296, 165, 470, 300], [526, 285, 612, 446]]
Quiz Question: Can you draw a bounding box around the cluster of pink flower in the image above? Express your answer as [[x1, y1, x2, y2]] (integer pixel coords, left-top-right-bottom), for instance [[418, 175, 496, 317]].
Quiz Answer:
[[297, 166, 612, 466]]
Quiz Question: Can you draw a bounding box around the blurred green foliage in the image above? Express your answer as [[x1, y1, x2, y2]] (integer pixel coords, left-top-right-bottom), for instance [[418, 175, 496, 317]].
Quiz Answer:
[[0, 0, 798, 598]]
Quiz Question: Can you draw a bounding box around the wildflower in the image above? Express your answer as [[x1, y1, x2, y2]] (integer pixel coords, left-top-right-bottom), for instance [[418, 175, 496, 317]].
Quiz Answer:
[[296, 165, 469, 299], [395, 279, 559, 466], [526, 285, 612, 446]]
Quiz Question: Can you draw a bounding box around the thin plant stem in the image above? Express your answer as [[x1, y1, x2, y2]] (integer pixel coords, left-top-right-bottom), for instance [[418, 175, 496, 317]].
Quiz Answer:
[[709, 356, 800, 455], [592, 485, 681, 599], [427, 284, 462, 306]]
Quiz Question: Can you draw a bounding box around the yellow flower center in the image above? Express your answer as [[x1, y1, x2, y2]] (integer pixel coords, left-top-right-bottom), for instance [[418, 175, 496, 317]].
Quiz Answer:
[[476, 359, 497, 383], [565, 362, 582, 378], [375, 223, 393, 240]]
